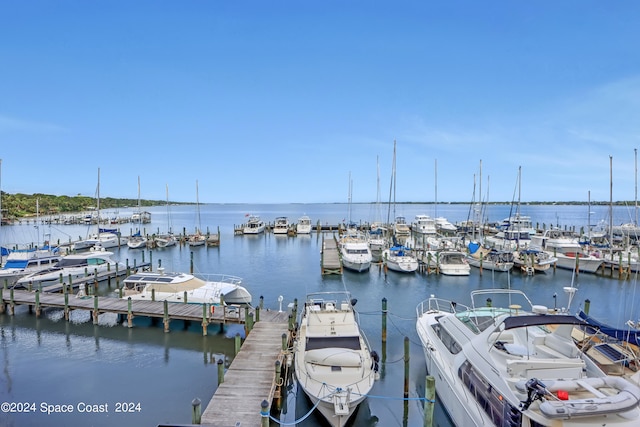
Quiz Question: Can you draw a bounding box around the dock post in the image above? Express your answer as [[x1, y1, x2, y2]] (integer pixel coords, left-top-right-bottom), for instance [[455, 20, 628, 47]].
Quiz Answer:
[[149, 251, 153, 270], [191, 398, 201, 425], [64, 290, 69, 321], [9, 288, 14, 315], [93, 295, 99, 324], [404, 336, 410, 398], [127, 297, 133, 328], [282, 333, 287, 350], [255, 305, 260, 322], [202, 304, 208, 337], [151, 288, 155, 301], [275, 360, 282, 410], [584, 299, 591, 315], [183, 290, 188, 304], [217, 359, 224, 385], [260, 400, 269, 427], [259, 295, 264, 309], [234, 333, 241, 356], [247, 312, 254, 333], [424, 375, 435, 427], [35, 290, 41, 317], [0, 288, 4, 314], [163, 300, 170, 333], [190, 251, 194, 274], [382, 298, 388, 343]]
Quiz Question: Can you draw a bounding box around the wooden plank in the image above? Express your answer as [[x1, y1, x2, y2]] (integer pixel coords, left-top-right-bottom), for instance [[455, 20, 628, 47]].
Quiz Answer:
[[200, 321, 289, 426]]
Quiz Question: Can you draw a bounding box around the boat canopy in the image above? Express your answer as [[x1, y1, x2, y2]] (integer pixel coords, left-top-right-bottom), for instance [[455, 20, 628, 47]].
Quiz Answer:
[[3, 260, 29, 269], [578, 310, 640, 347], [503, 314, 588, 330]]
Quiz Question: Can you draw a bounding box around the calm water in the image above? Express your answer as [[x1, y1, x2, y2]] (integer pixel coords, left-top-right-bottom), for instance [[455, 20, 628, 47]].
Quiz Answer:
[[1, 203, 638, 427]]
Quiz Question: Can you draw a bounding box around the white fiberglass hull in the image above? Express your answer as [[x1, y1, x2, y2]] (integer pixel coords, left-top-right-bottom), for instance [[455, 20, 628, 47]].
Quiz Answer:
[[553, 253, 602, 273]]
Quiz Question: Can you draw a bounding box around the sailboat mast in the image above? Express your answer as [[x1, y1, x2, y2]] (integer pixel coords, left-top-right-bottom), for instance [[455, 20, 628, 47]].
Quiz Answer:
[[609, 156, 613, 245], [97, 167, 100, 231], [434, 159, 438, 218], [196, 179, 201, 233], [635, 148, 638, 226], [386, 141, 396, 225], [347, 171, 352, 224]]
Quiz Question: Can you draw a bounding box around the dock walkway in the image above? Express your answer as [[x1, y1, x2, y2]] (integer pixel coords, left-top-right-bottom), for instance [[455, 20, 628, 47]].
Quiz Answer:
[[0, 289, 256, 334], [201, 314, 290, 426], [321, 236, 342, 275]]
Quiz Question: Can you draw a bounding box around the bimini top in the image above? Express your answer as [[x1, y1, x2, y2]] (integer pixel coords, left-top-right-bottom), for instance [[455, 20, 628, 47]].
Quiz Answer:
[[503, 314, 588, 330]]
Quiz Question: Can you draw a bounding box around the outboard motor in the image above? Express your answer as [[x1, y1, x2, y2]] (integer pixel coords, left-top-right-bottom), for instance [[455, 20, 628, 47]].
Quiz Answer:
[[520, 378, 549, 410]]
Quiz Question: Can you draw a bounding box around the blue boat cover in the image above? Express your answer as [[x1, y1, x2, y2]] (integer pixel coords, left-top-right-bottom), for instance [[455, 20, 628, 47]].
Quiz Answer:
[[578, 310, 640, 347]]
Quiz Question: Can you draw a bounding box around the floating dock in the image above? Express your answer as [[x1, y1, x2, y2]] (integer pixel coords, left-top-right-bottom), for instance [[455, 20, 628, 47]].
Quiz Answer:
[[321, 236, 342, 275]]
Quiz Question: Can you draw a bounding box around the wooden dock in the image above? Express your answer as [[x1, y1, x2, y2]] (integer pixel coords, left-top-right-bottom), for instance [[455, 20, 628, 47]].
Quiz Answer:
[[200, 314, 290, 426], [321, 236, 342, 275], [0, 288, 267, 335]]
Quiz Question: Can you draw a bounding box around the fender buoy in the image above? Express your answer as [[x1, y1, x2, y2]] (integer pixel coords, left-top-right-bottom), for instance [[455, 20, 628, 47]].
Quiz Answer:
[[210, 305, 215, 315]]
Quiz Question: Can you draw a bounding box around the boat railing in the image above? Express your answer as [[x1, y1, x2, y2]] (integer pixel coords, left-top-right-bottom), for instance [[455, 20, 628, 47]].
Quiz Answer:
[[197, 273, 243, 285], [417, 296, 470, 317]]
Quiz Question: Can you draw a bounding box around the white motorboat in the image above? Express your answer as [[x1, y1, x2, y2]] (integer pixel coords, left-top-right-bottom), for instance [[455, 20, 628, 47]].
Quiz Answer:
[[0, 247, 62, 286], [339, 229, 372, 272], [294, 292, 378, 427], [272, 216, 289, 234], [514, 248, 558, 274], [15, 248, 125, 288], [412, 214, 437, 235], [393, 216, 411, 238], [416, 288, 640, 427], [382, 245, 418, 273], [436, 250, 470, 276], [243, 215, 265, 234], [434, 217, 457, 235], [530, 229, 603, 273], [121, 269, 251, 305], [73, 228, 124, 251], [466, 242, 514, 272], [296, 215, 312, 234]]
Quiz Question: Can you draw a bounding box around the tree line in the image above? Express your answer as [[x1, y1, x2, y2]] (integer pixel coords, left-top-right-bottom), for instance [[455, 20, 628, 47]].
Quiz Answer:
[[0, 192, 171, 219]]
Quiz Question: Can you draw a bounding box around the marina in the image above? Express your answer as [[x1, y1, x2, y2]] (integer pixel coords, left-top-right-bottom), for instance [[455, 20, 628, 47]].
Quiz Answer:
[[2, 202, 640, 426]]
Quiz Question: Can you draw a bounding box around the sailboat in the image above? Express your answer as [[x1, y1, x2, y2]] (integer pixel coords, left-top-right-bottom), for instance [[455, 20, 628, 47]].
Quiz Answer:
[[339, 173, 372, 272], [127, 176, 148, 249], [155, 184, 177, 248], [73, 168, 123, 251], [466, 161, 514, 272], [188, 180, 206, 247]]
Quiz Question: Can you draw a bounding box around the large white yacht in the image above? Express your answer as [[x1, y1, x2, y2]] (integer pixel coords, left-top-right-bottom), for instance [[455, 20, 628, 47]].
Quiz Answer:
[[416, 288, 640, 427], [339, 228, 372, 272], [294, 292, 378, 427]]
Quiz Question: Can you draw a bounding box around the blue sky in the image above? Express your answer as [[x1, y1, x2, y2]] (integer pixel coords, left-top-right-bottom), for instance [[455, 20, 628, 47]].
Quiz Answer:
[[1, 1, 639, 204]]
